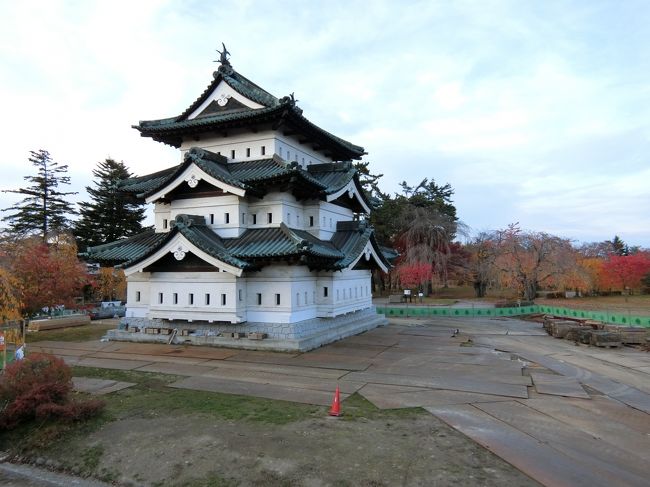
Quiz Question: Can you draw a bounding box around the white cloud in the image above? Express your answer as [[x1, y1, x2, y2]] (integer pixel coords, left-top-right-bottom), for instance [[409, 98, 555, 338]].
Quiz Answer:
[[1, 0, 649, 246]]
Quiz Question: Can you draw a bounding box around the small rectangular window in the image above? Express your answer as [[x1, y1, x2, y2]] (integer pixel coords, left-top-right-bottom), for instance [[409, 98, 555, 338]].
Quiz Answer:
[[304, 291, 307, 304], [256, 293, 262, 305], [205, 293, 210, 305], [309, 216, 314, 227], [210, 214, 214, 224], [221, 293, 226, 306], [231, 149, 236, 159], [323, 286, 328, 297], [287, 212, 291, 224], [252, 214, 257, 225], [189, 293, 194, 305], [242, 212, 245, 224], [261, 145, 266, 156], [136, 291, 141, 302], [225, 212, 230, 224], [322, 216, 326, 226], [275, 293, 281, 305], [246, 147, 251, 157], [173, 293, 178, 304], [238, 289, 243, 301], [163, 219, 168, 229], [267, 212, 273, 224], [158, 292, 163, 304]]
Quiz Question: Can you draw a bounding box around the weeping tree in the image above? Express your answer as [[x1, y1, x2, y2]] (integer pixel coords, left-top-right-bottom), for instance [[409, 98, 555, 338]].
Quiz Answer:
[[372, 178, 460, 293]]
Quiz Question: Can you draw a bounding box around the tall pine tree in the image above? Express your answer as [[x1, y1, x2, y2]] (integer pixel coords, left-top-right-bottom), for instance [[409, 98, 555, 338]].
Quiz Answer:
[[75, 159, 146, 251], [1, 149, 77, 241]]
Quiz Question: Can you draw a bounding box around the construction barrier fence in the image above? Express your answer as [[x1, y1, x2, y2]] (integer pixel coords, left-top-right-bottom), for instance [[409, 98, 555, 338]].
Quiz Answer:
[[375, 305, 650, 328]]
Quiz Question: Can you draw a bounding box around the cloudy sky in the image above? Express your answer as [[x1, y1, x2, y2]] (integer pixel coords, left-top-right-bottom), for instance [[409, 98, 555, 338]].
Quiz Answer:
[[1, 0, 649, 246]]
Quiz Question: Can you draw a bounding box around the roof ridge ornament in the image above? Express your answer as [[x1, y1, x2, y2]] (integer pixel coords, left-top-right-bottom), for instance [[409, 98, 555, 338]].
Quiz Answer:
[[214, 42, 233, 77]]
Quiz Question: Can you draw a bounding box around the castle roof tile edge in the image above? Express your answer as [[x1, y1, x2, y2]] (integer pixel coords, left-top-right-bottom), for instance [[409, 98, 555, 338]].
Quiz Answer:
[[118, 148, 369, 202], [83, 217, 391, 271], [176, 68, 279, 121]]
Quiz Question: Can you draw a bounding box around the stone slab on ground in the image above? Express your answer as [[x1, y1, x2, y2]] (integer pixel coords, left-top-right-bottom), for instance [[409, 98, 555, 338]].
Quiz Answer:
[[475, 401, 649, 486], [344, 371, 529, 398], [223, 350, 301, 364], [202, 359, 349, 380], [513, 350, 650, 413], [530, 372, 590, 399], [27, 346, 92, 358], [427, 404, 612, 487], [168, 375, 345, 406], [548, 352, 650, 395], [28, 340, 111, 351], [75, 357, 153, 371], [134, 362, 218, 376], [359, 384, 515, 409], [198, 368, 364, 395], [520, 395, 650, 461], [366, 363, 532, 386], [89, 351, 213, 366], [73, 377, 136, 395]]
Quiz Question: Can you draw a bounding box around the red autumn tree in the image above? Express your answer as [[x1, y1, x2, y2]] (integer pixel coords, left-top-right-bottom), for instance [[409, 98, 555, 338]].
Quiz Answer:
[[397, 262, 433, 289], [600, 252, 650, 292], [11, 237, 88, 315]]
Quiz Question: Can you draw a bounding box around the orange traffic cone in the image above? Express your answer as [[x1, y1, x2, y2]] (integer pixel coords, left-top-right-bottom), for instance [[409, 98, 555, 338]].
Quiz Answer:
[[329, 385, 341, 417]]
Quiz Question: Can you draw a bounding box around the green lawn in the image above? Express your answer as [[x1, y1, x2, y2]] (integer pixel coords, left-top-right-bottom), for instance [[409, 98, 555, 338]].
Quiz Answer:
[[25, 322, 115, 343]]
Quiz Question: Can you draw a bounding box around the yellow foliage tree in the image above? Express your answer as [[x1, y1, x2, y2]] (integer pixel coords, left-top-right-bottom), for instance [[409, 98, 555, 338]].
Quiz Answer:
[[95, 267, 126, 302], [0, 267, 23, 322]]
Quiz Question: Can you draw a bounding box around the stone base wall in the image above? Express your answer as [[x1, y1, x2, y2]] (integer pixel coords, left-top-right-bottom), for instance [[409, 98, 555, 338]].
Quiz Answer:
[[110, 307, 387, 352]]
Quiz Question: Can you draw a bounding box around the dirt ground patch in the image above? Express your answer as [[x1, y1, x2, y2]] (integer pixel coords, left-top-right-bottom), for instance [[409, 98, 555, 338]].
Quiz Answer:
[[36, 409, 539, 487]]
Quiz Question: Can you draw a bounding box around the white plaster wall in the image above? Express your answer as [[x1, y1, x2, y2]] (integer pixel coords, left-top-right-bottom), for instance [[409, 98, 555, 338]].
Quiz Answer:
[[248, 191, 305, 230], [274, 134, 332, 166], [312, 202, 355, 240], [244, 265, 319, 323], [154, 203, 172, 233], [146, 271, 245, 323], [179, 130, 333, 166], [170, 195, 244, 238], [125, 273, 151, 318], [330, 269, 373, 316], [123, 266, 373, 324], [181, 131, 276, 163]]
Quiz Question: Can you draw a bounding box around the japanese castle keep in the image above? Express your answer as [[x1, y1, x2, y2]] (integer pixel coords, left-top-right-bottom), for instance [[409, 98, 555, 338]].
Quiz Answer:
[[87, 48, 391, 351]]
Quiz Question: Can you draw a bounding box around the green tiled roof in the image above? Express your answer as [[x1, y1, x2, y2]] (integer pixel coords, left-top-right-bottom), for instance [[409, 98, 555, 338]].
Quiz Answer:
[[119, 148, 367, 208], [178, 67, 280, 121], [83, 229, 168, 266], [133, 66, 365, 160], [172, 215, 252, 269], [84, 215, 391, 272], [225, 224, 343, 260]]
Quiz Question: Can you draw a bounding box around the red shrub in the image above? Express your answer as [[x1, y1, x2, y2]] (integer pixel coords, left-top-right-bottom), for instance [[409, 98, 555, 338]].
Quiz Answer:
[[0, 353, 104, 429]]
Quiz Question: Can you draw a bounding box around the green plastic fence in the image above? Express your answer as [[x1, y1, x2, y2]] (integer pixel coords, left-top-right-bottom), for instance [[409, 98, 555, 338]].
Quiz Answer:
[[375, 305, 650, 328]]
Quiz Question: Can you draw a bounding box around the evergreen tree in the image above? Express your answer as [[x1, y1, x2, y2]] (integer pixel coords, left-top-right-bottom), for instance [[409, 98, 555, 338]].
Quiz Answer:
[[74, 159, 146, 251], [1, 149, 77, 241]]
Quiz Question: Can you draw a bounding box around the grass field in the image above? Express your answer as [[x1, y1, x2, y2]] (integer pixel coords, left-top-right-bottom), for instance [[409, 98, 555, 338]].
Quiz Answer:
[[24, 321, 116, 343]]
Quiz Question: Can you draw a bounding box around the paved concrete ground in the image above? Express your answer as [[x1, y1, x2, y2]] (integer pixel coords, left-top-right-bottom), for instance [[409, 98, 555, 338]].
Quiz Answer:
[[30, 316, 650, 487]]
